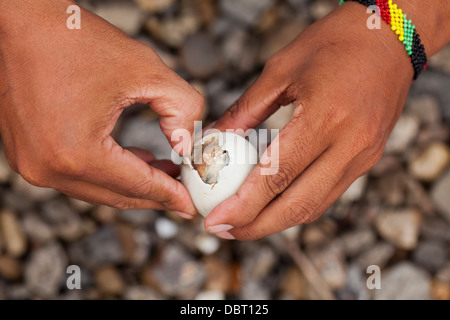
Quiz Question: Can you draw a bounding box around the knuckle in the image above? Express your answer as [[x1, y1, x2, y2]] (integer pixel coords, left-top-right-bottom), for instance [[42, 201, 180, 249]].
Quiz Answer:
[[280, 198, 318, 226], [265, 164, 295, 197], [132, 177, 155, 199], [50, 149, 86, 178], [17, 161, 48, 188], [112, 199, 136, 211]]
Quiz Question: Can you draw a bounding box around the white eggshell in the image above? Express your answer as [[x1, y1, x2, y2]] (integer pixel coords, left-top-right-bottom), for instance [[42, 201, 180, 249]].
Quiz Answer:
[[181, 132, 258, 217]]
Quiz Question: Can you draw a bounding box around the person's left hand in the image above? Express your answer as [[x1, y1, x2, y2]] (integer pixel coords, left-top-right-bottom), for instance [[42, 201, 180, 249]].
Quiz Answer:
[[204, 4, 414, 240]]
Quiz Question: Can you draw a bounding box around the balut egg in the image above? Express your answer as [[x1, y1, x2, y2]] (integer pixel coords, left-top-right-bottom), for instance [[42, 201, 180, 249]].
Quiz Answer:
[[181, 132, 258, 217]]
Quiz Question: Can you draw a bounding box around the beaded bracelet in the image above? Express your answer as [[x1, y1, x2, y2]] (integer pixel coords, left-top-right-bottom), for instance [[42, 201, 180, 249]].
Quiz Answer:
[[339, 0, 428, 80]]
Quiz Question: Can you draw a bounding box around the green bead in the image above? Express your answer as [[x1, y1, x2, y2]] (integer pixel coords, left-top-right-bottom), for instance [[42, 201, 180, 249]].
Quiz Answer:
[[408, 50, 412, 56]]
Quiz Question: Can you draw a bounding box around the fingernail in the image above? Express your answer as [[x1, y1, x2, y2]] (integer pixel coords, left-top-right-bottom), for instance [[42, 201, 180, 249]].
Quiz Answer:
[[175, 211, 194, 220], [215, 231, 235, 240], [207, 224, 234, 234]]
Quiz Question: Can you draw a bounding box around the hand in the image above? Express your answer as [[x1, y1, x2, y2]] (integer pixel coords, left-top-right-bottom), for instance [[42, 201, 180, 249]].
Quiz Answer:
[[204, 3, 416, 240], [0, 0, 203, 217]]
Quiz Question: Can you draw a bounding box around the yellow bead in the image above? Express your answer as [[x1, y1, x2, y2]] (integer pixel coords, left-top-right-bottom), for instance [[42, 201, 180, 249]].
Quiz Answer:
[[399, 35, 404, 41], [392, 26, 396, 31]]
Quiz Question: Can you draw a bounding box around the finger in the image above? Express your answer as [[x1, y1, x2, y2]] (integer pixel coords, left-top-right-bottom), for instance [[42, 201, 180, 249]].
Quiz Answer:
[[214, 67, 290, 133], [230, 149, 347, 240], [84, 136, 196, 216], [205, 105, 330, 231], [55, 179, 166, 211], [126, 147, 180, 178], [128, 67, 204, 155], [228, 143, 374, 240]]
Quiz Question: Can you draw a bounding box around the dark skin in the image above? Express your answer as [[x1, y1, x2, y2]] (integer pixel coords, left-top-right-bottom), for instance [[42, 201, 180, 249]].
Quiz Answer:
[[204, 1, 450, 240], [0, 1, 449, 239]]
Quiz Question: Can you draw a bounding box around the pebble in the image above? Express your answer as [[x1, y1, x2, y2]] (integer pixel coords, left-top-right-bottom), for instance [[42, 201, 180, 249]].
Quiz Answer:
[[355, 242, 395, 270], [181, 32, 222, 79], [338, 263, 371, 300], [120, 209, 158, 226], [194, 233, 221, 255], [221, 28, 259, 74], [375, 208, 422, 250], [431, 169, 450, 223], [279, 266, 308, 300], [339, 175, 368, 203], [21, 212, 55, 245], [0, 255, 22, 280], [259, 18, 306, 64], [405, 95, 441, 127], [408, 142, 450, 182], [374, 262, 431, 300], [310, 244, 347, 290], [93, 1, 144, 36], [149, 244, 204, 298], [412, 240, 447, 273], [92, 205, 118, 224], [310, 0, 336, 20], [69, 226, 124, 268], [155, 217, 179, 240], [384, 115, 420, 154], [220, 0, 274, 27], [95, 266, 126, 296], [25, 243, 68, 298], [203, 256, 233, 294], [41, 199, 84, 241], [338, 228, 376, 257], [0, 209, 27, 257], [119, 118, 173, 160]]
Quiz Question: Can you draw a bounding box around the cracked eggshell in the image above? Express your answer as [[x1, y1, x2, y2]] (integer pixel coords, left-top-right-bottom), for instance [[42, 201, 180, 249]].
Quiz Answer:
[[181, 132, 258, 217]]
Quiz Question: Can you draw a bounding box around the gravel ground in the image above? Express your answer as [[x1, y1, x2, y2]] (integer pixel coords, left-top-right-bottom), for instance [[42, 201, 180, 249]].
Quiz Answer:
[[0, 0, 449, 300]]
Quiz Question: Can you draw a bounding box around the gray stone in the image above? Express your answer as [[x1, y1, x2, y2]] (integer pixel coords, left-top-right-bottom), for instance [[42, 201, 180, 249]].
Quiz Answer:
[[25, 243, 68, 298], [181, 32, 222, 79], [69, 226, 124, 268], [375, 208, 422, 250], [93, 1, 144, 36], [412, 240, 447, 273], [119, 117, 173, 160], [151, 244, 204, 298], [384, 115, 420, 154], [339, 175, 368, 203], [119, 209, 158, 226], [195, 290, 225, 300], [222, 28, 259, 73], [21, 212, 55, 245], [338, 228, 376, 257], [241, 244, 277, 280], [41, 199, 84, 241], [310, 244, 347, 290], [410, 71, 450, 123], [420, 217, 450, 242], [220, 0, 274, 27], [310, 0, 337, 20], [374, 262, 432, 300], [240, 281, 271, 300], [338, 264, 371, 300], [431, 169, 450, 223], [405, 95, 442, 127], [355, 242, 395, 270]]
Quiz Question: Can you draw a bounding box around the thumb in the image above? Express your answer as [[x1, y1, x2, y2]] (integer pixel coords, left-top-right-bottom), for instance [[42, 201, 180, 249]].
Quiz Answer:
[[214, 70, 289, 132]]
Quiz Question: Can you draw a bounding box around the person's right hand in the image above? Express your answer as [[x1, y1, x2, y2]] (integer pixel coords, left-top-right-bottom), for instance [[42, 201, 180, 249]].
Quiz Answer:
[[0, 0, 203, 218]]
